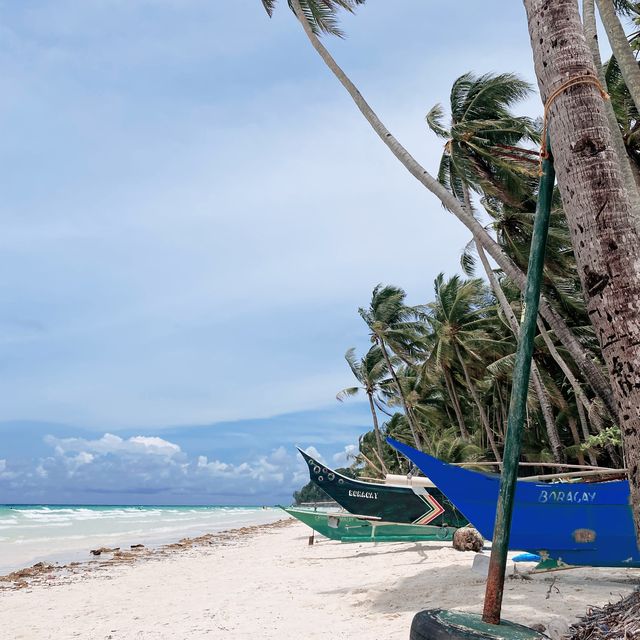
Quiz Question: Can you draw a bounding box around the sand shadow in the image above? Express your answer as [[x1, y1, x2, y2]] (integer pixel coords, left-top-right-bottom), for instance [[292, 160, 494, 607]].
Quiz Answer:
[[310, 542, 451, 562]]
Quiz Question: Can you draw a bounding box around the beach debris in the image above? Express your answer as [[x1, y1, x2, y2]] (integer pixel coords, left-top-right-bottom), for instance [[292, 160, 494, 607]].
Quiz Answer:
[[0, 518, 294, 591], [565, 589, 640, 639], [452, 526, 484, 552], [89, 547, 120, 556], [471, 552, 490, 576], [0, 562, 56, 586]]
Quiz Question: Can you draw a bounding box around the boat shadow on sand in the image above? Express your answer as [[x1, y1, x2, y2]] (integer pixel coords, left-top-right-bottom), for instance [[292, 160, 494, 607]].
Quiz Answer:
[[307, 541, 451, 562]]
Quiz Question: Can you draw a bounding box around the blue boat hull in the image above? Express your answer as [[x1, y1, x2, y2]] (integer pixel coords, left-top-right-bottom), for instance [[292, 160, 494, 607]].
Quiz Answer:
[[388, 438, 640, 568]]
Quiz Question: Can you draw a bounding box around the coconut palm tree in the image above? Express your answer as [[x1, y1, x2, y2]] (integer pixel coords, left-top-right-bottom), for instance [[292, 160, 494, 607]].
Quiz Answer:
[[582, 0, 640, 215], [605, 55, 640, 180], [421, 273, 505, 461], [261, 0, 366, 37], [595, 0, 640, 113], [425, 72, 539, 208], [475, 243, 566, 463], [358, 284, 424, 448], [260, 0, 619, 419], [524, 0, 640, 540], [336, 346, 388, 469], [425, 72, 569, 462]]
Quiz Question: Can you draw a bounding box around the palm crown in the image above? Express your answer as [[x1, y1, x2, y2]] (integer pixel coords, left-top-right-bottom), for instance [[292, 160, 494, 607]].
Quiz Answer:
[[426, 72, 540, 207], [261, 0, 366, 37]]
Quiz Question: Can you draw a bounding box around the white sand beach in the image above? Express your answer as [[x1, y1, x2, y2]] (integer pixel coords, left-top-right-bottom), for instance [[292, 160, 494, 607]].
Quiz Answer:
[[1, 518, 639, 639]]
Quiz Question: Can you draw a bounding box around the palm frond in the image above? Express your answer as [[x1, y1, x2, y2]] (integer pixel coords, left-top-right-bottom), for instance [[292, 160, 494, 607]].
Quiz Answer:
[[261, 0, 367, 38], [426, 104, 450, 139]]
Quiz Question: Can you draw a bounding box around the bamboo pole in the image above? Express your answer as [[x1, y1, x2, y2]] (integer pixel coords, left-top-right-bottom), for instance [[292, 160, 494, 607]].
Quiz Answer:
[[482, 137, 555, 625], [524, 468, 627, 482]]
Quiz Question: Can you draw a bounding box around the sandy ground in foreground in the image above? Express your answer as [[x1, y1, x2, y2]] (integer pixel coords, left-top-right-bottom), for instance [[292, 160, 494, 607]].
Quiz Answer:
[[0, 518, 638, 639]]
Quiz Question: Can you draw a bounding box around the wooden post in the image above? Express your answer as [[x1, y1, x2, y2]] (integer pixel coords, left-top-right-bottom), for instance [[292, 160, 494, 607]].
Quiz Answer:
[[483, 138, 555, 625]]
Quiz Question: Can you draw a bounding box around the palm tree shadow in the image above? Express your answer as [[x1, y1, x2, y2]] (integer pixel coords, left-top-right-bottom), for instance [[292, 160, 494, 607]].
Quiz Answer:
[[318, 563, 483, 614]]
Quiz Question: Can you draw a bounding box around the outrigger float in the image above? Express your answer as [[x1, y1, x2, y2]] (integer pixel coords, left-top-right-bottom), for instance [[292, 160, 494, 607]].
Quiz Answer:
[[297, 448, 467, 530], [281, 506, 457, 543], [388, 438, 640, 568]]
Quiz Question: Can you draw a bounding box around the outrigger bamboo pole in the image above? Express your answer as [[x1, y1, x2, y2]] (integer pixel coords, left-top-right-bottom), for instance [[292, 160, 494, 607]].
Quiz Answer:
[[482, 138, 555, 625]]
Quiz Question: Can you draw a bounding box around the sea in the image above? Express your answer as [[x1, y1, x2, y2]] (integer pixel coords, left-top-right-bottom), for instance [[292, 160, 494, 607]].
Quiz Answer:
[[0, 504, 286, 575]]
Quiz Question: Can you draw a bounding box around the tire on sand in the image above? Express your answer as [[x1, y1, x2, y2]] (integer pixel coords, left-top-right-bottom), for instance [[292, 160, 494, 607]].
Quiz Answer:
[[410, 609, 547, 640]]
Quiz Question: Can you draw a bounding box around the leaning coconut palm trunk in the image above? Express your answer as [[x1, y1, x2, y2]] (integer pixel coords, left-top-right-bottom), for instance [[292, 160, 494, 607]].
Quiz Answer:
[[453, 343, 502, 462], [524, 0, 640, 541], [337, 346, 388, 469], [283, 0, 618, 421], [475, 242, 565, 463], [583, 0, 640, 218], [365, 390, 386, 471], [595, 0, 640, 115], [442, 366, 470, 440], [378, 338, 422, 449], [537, 320, 620, 466]]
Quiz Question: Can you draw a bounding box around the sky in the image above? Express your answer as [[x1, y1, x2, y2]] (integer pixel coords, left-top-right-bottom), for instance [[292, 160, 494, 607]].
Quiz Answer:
[[0, 0, 544, 505]]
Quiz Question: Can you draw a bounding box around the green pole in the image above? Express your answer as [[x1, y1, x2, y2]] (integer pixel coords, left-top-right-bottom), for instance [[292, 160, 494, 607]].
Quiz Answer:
[[482, 139, 555, 625]]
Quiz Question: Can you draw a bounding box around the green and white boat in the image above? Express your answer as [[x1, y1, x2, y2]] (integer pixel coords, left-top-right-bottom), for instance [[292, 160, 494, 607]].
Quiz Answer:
[[282, 506, 457, 543]]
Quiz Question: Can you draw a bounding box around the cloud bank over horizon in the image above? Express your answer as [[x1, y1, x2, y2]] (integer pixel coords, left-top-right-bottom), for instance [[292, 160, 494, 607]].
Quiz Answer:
[[0, 404, 368, 505]]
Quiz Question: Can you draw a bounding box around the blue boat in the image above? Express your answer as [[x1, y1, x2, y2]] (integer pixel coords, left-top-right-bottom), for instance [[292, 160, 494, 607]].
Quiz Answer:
[[387, 437, 640, 568]]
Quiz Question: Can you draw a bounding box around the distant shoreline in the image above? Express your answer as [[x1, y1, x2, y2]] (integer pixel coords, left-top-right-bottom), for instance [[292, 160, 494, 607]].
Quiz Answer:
[[0, 504, 286, 575], [0, 517, 294, 589]]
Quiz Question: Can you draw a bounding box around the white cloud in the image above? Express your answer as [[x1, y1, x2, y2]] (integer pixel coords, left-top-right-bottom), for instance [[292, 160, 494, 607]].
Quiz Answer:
[[128, 436, 181, 457], [0, 459, 18, 480], [333, 444, 357, 468], [1, 433, 316, 500], [45, 433, 183, 459]]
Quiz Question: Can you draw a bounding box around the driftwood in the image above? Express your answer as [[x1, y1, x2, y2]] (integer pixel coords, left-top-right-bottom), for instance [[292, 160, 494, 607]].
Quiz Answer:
[[565, 590, 640, 639], [452, 526, 484, 552]]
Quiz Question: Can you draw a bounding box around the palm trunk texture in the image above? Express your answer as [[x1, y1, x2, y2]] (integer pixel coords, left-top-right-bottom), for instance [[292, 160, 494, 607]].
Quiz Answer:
[[524, 0, 640, 542], [289, 0, 618, 421]]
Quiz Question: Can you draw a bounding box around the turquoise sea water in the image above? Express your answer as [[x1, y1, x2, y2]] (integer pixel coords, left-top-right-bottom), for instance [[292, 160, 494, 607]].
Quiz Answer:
[[0, 504, 285, 575]]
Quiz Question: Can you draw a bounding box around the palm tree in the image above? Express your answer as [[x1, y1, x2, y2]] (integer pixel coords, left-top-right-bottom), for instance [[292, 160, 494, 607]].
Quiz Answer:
[[422, 274, 505, 461], [358, 285, 424, 449], [595, 0, 640, 114], [582, 0, 640, 216], [337, 346, 388, 469], [425, 72, 567, 462], [605, 55, 640, 182], [260, 0, 619, 419], [261, 0, 366, 37], [475, 243, 566, 462], [425, 72, 539, 208], [524, 0, 640, 541]]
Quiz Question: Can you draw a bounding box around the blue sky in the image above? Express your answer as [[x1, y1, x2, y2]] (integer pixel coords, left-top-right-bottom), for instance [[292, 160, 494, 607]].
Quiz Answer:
[[0, 0, 542, 504]]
